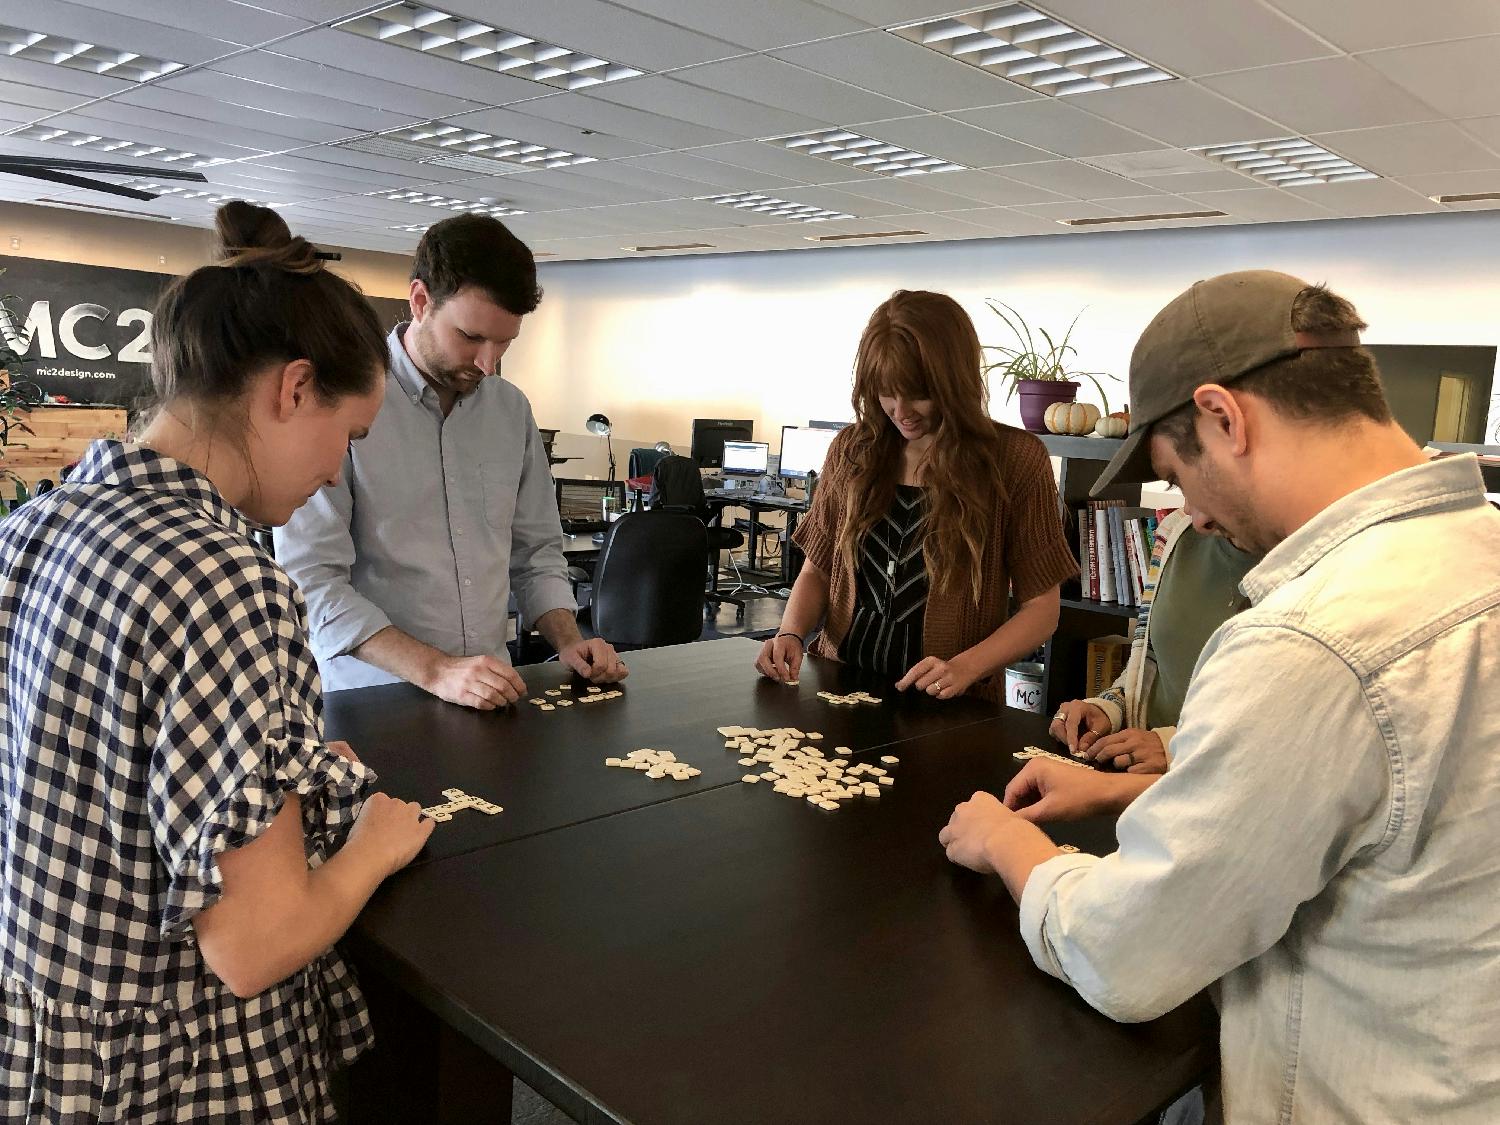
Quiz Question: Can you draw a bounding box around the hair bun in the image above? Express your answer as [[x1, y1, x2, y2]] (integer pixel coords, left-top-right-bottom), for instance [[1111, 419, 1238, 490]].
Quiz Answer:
[[214, 200, 322, 276]]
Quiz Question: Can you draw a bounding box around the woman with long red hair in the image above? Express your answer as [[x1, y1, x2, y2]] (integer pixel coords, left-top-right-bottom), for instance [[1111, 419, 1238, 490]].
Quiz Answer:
[[756, 290, 1077, 701]]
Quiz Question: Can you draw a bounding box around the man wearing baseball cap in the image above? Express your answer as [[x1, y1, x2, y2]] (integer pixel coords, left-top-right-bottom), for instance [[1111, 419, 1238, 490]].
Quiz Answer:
[[939, 270, 1500, 1120]]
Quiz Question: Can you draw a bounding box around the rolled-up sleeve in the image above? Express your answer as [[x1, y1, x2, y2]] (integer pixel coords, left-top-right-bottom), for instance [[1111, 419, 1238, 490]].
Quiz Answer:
[[1017, 624, 1390, 1022], [508, 404, 575, 624], [273, 453, 393, 662]]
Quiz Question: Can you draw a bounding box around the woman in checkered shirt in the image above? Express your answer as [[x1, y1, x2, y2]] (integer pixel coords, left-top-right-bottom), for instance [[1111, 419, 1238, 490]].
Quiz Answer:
[[0, 202, 433, 1122]]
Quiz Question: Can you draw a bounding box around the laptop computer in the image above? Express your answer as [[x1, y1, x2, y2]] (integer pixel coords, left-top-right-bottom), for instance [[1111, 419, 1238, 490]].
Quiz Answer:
[[555, 478, 627, 534]]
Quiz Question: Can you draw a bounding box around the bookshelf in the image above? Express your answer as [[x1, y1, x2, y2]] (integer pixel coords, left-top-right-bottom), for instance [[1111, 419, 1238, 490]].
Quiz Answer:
[[1036, 432, 1154, 713]]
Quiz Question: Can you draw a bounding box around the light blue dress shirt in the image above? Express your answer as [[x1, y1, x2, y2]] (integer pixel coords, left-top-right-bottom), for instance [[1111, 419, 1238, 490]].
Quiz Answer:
[[274, 325, 575, 691], [1018, 455, 1500, 1122]]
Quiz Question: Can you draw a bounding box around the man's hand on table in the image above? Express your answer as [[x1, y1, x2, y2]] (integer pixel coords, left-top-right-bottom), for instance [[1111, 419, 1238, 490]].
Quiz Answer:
[[560, 637, 628, 683], [1085, 728, 1168, 775], [426, 653, 527, 710]]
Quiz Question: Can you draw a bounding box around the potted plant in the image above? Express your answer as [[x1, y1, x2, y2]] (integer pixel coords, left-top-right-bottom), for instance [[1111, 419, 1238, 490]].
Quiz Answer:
[[982, 299, 1115, 433], [0, 273, 44, 514]]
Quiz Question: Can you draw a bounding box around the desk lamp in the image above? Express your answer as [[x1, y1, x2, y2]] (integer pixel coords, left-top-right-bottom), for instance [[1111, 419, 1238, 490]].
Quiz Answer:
[[586, 413, 616, 481]]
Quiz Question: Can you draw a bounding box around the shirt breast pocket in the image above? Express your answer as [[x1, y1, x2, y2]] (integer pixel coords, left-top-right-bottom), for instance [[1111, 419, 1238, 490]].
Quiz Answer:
[[479, 460, 519, 531]]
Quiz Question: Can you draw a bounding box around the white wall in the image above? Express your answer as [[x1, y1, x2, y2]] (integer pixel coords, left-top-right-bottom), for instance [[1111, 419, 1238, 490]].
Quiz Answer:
[[510, 210, 1500, 448]]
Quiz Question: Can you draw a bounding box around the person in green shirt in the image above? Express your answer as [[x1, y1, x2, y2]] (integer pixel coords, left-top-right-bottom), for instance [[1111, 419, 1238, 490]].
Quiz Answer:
[[1050, 507, 1259, 773]]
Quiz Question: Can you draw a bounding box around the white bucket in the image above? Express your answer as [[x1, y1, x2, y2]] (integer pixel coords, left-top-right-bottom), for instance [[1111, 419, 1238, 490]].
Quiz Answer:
[[1004, 662, 1045, 713]]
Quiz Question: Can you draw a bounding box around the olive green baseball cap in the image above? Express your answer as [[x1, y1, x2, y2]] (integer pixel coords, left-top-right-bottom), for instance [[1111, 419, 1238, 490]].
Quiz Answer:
[[1092, 269, 1360, 495]]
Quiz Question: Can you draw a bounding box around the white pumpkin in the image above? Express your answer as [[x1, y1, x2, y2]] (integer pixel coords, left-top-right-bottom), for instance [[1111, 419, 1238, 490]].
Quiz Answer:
[[1093, 413, 1128, 439], [1044, 401, 1101, 435]]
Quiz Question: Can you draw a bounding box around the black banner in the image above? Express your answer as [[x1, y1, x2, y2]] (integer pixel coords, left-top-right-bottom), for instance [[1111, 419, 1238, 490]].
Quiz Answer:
[[1, 255, 411, 408]]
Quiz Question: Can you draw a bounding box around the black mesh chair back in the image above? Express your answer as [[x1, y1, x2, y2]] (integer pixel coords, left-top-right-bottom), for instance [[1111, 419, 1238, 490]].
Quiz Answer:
[[590, 511, 708, 647], [628, 446, 671, 480]]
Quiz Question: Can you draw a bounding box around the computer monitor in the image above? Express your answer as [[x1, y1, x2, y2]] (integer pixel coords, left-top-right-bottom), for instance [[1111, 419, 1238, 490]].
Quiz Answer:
[[779, 425, 839, 480], [689, 418, 753, 468], [808, 419, 852, 430], [555, 478, 626, 530], [722, 440, 769, 476]]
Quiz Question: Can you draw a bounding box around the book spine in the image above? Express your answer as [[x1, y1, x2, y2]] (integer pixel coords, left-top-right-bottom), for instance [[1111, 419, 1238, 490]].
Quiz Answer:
[[1078, 505, 1092, 592], [1095, 502, 1116, 603], [1107, 505, 1130, 605], [1087, 503, 1102, 600]]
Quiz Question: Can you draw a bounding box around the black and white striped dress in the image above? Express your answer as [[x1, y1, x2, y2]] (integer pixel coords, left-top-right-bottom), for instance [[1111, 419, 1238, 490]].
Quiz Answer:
[[840, 484, 928, 677], [0, 440, 374, 1123]]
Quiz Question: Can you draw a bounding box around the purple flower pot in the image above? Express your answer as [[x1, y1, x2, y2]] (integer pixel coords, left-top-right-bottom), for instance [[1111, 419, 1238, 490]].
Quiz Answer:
[[1017, 380, 1078, 433]]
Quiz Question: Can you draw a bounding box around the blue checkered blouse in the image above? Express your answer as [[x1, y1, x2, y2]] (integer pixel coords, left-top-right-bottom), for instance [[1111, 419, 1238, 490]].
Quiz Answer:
[[0, 440, 375, 1123]]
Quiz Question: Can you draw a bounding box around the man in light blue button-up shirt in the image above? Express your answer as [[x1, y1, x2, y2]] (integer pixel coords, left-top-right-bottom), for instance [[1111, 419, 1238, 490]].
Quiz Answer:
[[940, 272, 1500, 1122], [275, 215, 627, 703]]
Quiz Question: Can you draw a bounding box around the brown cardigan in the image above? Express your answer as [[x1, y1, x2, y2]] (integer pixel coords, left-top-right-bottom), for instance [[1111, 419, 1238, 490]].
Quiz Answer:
[[792, 423, 1077, 702]]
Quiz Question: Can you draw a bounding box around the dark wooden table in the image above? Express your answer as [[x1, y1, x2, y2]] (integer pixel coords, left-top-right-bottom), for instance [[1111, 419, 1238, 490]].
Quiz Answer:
[[332, 639, 1215, 1124]]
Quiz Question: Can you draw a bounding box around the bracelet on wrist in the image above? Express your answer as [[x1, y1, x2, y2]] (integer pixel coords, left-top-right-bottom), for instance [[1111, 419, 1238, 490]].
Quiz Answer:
[[775, 631, 805, 647]]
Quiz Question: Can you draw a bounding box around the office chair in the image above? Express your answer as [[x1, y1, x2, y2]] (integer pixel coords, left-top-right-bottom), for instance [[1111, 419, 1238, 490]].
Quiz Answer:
[[649, 455, 747, 619], [589, 511, 708, 648], [628, 446, 672, 480]]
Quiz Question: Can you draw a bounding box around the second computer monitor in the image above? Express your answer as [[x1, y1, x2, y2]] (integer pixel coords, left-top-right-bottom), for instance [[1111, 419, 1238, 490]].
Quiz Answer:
[[690, 418, 753, 468], [722, 440, 769, 476], [779, 425, 839, 480]]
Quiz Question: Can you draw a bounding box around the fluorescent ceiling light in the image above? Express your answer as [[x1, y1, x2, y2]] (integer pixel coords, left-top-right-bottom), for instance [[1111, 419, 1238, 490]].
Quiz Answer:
[[119, 180, 272, 206], [0, 24, 184, 82], [1431, 191, 1500, 204], [891, 4, 1172, 97], [699, 191, 853, 222], [336, 3, 643, 91], [774, 129, 965, 177], [383, 121, 597, 170], [1195, 138, 1377, 187], [806, 229, 927, 241], [373, 188, 527, 216], [1060, 209, 1227, 227], [390, 223, 432, 232], [7, 124, 224, 166]]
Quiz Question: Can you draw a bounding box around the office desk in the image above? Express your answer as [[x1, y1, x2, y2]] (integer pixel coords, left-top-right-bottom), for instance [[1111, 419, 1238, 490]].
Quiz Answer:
[[339, 640, 1216, 1124], [705, 490, 809, 586]]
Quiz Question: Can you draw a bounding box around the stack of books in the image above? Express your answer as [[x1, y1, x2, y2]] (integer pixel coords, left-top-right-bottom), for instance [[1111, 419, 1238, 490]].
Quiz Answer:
[[1076, 503, 1163, 606]]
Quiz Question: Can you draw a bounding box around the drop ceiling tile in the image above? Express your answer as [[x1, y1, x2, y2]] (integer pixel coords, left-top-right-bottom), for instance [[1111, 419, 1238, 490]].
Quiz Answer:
[[237, 151, 429, 191], [951, 100, 1164, 158], [1010, 199, 1127, 221], [4, 0, 243, 65], [596, 0, 867, 51], [1034, 0, 1337, 77], [0, 79, 90, 114], [1265, 0, 1500, 53], [555, 159, 723, 200], [1132, 169, 1258, 193], [443, 0, 744, 72], [60, 0, 312, 45], [1202, 58, 1444, 134], [920, 169, 1068, 206], [212, 51, 490, 120], [1313, 122, 1500, 177], [1458, 116, 1500, 156], [463, 167, 664, 208], [932, 206, 1061, 236], [155, 69, 418, 133], [272, 28, 549, 106], [1359, 36, 1500, 120], [856, 115, 1053, 166], [994, 159, 1146, 199], [235, 1, 369, 20], [116, 86, 361, 145], [585, 76, 833, 139], [291, 142, 454, 180], [1066, 81, 1284, 149], [792, 33, 1043, 115], [616, 150, 800, 191], [675, 55, 919, 125], [1180, 187, 1336, 221], [443, 106, 659, 159], [1392, 167, 1500, 198], [682, 140, 882, 185], [1282, 177, 1443, 216], [0, 55, 139, 100], [829, 174, 997, 212], [810, 0, 1007, 25], [518, 92, 741, 150]]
